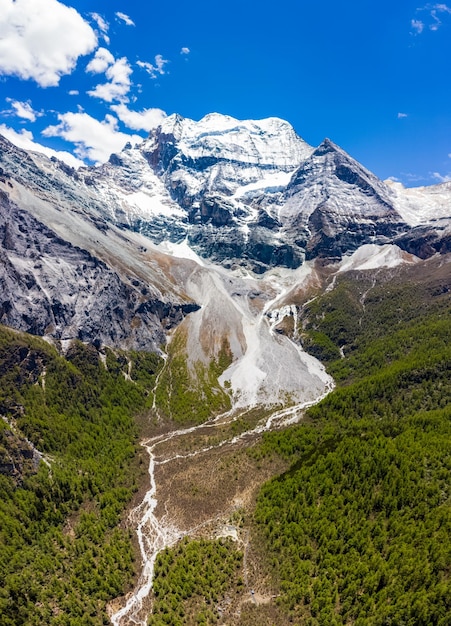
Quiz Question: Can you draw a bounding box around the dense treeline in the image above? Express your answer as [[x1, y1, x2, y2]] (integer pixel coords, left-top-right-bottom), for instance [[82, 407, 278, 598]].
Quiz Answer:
[[254, 267, 451, 625], [0, 328, 161, 625], [149, 537, 243, 626], [256, 408, 451, 624]]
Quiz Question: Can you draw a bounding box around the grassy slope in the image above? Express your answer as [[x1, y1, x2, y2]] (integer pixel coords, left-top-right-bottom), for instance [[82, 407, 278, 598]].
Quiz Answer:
[[155, 330, 232, 425], [0, 328, 161, 626]]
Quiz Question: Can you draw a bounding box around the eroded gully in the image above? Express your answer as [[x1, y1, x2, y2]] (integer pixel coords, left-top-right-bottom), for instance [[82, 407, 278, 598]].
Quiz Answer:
[[110, 291, 334, 625]]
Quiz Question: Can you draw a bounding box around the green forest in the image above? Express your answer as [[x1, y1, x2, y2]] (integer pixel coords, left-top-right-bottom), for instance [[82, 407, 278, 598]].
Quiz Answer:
[[0, 329, 161, 625], [144, 263, 451, 625], [253, 267, 451, 624], [1, 260, 450, 626], [149, 537, 243, 626]]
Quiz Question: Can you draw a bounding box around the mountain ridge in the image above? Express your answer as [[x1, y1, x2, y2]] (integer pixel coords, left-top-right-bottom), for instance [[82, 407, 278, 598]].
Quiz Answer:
[[1, 112, 450, 359]]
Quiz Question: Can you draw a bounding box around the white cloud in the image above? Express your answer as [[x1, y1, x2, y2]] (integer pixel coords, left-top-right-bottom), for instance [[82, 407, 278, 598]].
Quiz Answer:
[[397, 112, 408, 118], [68, 90, 79, 96], [87, 57, 133, 103], [411, 19, 425, 33], [430, 10, 443, 29], [401, 172, 427, 183], [180, 47, 190, 55], [0, 124, 84, 168], [86, 47, 115, 74], [431, 171, 451, 182], [137, 54, 169, 79], [116, 12, 135, 26], [111, 104, 167, 131], [42, 111, 142, 164], [5, 98, 42, 122], [412, 4, 451, 33], [90, 12, 109, 44], [0, 0, 97, 87]]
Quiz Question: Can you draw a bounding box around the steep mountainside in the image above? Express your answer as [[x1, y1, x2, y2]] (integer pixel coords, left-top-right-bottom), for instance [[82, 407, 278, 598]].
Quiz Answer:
[[2, 113, 451, 278], [0, 189, 197, 350], [0, 112, 451, 626], [1, 111, 450, 357]]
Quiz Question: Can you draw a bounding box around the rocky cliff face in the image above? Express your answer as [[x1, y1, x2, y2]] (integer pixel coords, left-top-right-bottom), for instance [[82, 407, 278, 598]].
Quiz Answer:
[[0, 181, 197, 351], [1, 112, 450, 352], [274, 138, 408, 261], [87, 113, 450, 271]]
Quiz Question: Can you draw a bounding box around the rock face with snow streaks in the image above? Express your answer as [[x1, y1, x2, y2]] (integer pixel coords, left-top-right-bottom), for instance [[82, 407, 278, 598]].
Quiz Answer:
[[0, 192, 192, 351], [91, 114, 440, 271], [275, 138, 409, 260], [1, 111, 451, 357]]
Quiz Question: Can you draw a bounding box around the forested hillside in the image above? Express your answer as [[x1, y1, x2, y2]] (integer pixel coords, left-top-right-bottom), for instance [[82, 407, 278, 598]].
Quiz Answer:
[[0, 329, 161, 625], [1, 255, 450, 626], [253, 260, 451, 625]]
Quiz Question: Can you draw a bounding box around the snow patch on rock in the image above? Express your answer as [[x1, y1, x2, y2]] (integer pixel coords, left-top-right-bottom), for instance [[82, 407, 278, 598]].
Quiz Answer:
[[338, 244, 419, 273]]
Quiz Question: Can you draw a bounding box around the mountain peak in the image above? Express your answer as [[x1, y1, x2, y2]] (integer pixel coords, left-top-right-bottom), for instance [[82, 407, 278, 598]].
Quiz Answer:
[[313, 137, 344, 157], [2, 111, 448, 277]]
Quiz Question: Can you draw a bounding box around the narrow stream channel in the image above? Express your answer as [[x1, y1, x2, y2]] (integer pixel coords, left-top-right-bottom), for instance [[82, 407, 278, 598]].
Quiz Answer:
[[109, 381, 333, 626]]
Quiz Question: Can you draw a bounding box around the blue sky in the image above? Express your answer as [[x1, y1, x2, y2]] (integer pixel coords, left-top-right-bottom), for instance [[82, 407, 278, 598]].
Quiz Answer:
[[0, 0, 450, 185]]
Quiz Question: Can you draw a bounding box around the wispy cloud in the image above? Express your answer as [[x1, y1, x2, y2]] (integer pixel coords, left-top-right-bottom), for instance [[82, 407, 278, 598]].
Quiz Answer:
[[90, 12, 110, 44], [411, 19, 425, 33], [137, 54, 169, 79], [42, 111, 142, 164], [397, 112, 408, 119], [431, 171, 451, 182], [411, 3, 451, 34], [0, 0, 97, 87], [180, 47, 190, 55], [400, 172, 429, 183], [116, 12, 135, 27]]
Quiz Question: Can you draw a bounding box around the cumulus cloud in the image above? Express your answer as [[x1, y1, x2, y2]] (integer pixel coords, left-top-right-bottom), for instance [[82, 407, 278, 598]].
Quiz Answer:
[[110, 104, 167, 131], [87, 57, 133, 103], [68, 90, 80, 96], [0, 0, 97, 87], [5, 98, 42, 122], [412, 3, 451, 33], [116, 12, 135, 26], [397, 112, 408, 118], [180, 47, 190, 55], [137, 54, 169, 79], [86, 47, 115, 74], [42, 111, 142, 164], [0, 124, 84, 168]]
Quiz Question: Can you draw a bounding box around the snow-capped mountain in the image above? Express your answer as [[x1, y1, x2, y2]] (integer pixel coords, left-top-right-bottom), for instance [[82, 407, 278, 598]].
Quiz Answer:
[[0, 111, 450, 387], [79, 112, 450, 271], [0, 136, 199, 351]]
